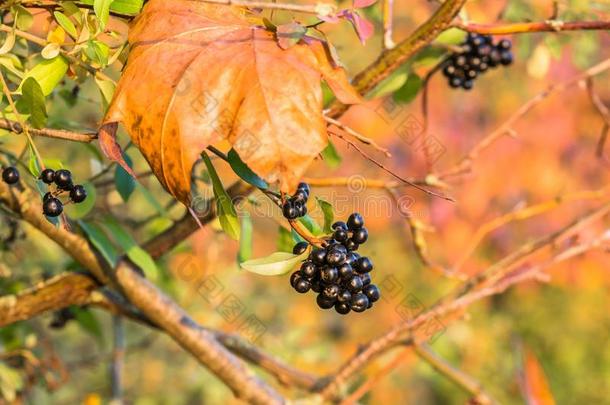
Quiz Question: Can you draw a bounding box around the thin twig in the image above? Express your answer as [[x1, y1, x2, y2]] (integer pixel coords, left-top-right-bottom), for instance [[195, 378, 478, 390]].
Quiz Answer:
[[325, 115, 392, 157], [452, 20, 610, 35], [0, 118, 97, 143], [198, 0, 336, 15], [382, 0, 395, 49]]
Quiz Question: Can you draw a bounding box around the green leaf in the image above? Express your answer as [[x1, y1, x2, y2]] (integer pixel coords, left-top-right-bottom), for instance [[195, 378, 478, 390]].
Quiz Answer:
[[95, 77, 115, 111], [53, 11, 78, 38], [22, 56, 69, 96], [227, 148, 267, 189], [72, 307, 104, 346], [369, 68, 408, 99], [202, 152, 240, 240], [238, 212, 253, 263], [114, 152, 135, 202], [13, 6, 33, 30], [20, 78, 47, 129], [65, 182, 96, 219], [315, 197, 334, 234], [79, 221, 118, 266], [100, 218, 159, 278], [321, 141, 341, 169], [85, 40, 109, 65], [240, 250, 308, 276], [27, 143, 41, 177], [393, 73, 423, 105], [299, 214, 323, 236], [93, 0, 114, 28], [109, 0, 144, 14], [277, 226, 294, 252]]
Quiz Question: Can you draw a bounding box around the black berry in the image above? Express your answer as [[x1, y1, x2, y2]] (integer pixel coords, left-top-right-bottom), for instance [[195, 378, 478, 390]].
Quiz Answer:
[[54, 169, 73, 190], [335, 302, 351, 315], [70, 185, 87, 203], [320, 266, 339, 284], [331, 221, 348, 231], [360, 272, 371, 286], [357, 257, 373, 273], [293, 241, 309, 255], [43, 197, 63, 217], [290, 271, 301, 289], [311, 248, 326, 265], [363, 284, 380, 303], [333, 228, 348, 242], [282, 201, 298, 220], [297, 182, 310, 196], [294, 278, 311, 293], [300, 261, 317, 278], [350, 293, 369, 313], [326, 250, 346, 266], [337, 289, 352, 304], [316, 294, 335, 309], [39, 168, 55, 184], [347, 213, 364, 230], [346, 275, 363, 293], [338, 263, 353, 280], [351, 228, 368, 244], [2, 167, 19, 185], [321, 284, 340, 300]]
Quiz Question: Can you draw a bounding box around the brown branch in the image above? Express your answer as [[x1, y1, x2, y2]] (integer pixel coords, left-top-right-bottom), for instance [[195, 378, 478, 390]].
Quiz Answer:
[[452, 20, 610, 35], [326, 0, 467, 118], [324, 115, 392, 157], [0, 118, 97, 143], [414, 344, 496, 404]]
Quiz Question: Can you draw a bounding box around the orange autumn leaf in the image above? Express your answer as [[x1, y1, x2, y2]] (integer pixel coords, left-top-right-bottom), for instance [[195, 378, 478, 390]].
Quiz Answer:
[[521, 347, 556, 405], [100, 0, 361, 204]]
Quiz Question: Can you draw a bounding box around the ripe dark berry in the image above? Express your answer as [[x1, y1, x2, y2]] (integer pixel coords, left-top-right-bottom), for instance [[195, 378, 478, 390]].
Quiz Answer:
[[311, 278, 322, 293], [320, 266, 339, 284], [293, 189, 308, 203], [294, 278, 311, 293], [326, 250, 346, 266], [462, 80, 474, 90], [449, 77, 463, 88], [335, 302, 351, 315], [282, 201, 298, 220], [345, 252, 360, 265], [360, 272, 371, 286], [311, 248, 326, 265], [337, 289, 352, 304], [499, 50, 513, 66], [350, 293, 369, 313], [333, 228, 348, 242], [43, 197, 63, 217], [296, 202, 307, 217], [43, 192, 53, 202], [2, 167, 19, 185], [70, 185, 87, 203], [338, 263, 353, 280], [300, 261, 317, 278], [498, 39, 511, 50], [331, 221, 348, 231], [39, 168, 55, 184], [363, 284, 381, 303], [346, 275, 363, 293], [347, 213, 364, 230], [357, 257, 373, 273], [293, 241, 309, 255], [290, 271, 301, 288], [316, 294, 335, 309], [297, 182, 310, 196], [351, 228, 368, 244], [54, 169, 73, 190], [321, 284, 340, 300], [454, 55, 467, 67], [344, 239, 359, 251]]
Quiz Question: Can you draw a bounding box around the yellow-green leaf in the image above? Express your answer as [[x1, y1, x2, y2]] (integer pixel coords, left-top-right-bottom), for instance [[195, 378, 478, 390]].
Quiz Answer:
[[240, 250, 308, 276]]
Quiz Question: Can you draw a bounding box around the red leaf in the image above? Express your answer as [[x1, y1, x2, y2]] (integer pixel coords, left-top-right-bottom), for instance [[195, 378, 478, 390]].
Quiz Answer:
[[98, 122, 137, 178], [520, 347, 556, 405], [353, 0, 378, 8]]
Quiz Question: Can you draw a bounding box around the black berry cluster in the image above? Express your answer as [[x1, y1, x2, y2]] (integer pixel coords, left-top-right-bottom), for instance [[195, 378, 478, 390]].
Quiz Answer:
[[289, 213, 381, 315], [38, 168, 87, 217], [442, 34, 513, 90], [1, 166, 20, 185], [282, 182, 310, 220]]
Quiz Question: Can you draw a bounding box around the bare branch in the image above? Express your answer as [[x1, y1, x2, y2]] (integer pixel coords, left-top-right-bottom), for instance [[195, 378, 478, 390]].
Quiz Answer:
[[453, 20, 610, 35], [0, 118, 97, 143]]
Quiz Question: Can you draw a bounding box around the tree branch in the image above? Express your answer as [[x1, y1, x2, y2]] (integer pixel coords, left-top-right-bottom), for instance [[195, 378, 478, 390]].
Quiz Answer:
[[452, 20, 610, 35], [0, 118, 97, 143]]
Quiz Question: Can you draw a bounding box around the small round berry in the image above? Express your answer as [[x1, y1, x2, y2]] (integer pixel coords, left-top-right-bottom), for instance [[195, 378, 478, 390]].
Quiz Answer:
[[43, 197, 63, 217], [465, 69, 478, 79], [70, 185, 87, 203], [344, 239, 359, 251], [498, 39, 511, 50], [449, 77, 463, 88], [311, 248, 326, 265], [294, 278, 311, 293], [333, 228, 348, 242], [351, 228, 368, 244], [337, 289, 352, 304], [335, 302, 351, 315], [43, 192, 53, 202], [293, 188, 308, 203], [293, 241, 309, 255], [462, 80, 474, 90], [469, 34, 485, 47], [296, 202, 307, 217], [297, 182, 310, 196], [39, 168, 55, 184], [360, 272, 371, 286], [326, 250, 346, 266], [54, 169, 73, 190], [350, 293, 369, 313], [346, 275, 363, 293], [311, 277, 322, 293], [499, 51, 513, 66], [489, 50, 501, 66], [300, 261, 317, 278], [282, 201, 298, 220], [320, 266, 339, 284], [454, 55, 468, 67], [345, 252, 360, 265], [479, 62, 489, 72], [363, 284, 381, 303], [331, 221, 348, 231], [338, 263, 353, 280], [290, 271, 301, 289], [357, 257, 374, 273], [476, 44, 492, 56], [2, 167, 19, 185], [316, 294, 335, 309], [442, 65, 456, 77], [321, 284, 340, 300], [347, 213, 364, 230]]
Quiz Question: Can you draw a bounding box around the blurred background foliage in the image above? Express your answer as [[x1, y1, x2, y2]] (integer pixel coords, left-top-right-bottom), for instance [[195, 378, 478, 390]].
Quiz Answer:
[[0, 0, 609, 404]]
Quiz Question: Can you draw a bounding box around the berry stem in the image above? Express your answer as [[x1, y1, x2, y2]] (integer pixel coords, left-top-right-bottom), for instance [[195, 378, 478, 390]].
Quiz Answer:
[[288, 219, 324, 246]]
